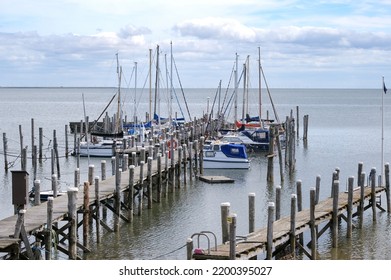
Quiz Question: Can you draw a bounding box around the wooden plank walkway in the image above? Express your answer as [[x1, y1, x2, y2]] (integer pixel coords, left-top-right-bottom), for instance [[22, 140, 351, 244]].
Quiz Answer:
[[192, 186, 386, 260], [0, 149, 183, 257]]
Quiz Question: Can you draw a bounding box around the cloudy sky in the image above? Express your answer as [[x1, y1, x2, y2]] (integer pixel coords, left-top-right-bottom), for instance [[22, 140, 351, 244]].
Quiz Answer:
[[1, 0, 390, 88]]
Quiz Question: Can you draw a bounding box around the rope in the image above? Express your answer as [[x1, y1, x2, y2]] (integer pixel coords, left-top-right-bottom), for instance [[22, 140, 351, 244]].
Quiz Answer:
[[150, 243, 187, 260]]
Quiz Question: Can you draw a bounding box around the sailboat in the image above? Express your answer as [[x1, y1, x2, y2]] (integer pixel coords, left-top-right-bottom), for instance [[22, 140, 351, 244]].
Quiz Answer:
[[73, 54, 125, 157]]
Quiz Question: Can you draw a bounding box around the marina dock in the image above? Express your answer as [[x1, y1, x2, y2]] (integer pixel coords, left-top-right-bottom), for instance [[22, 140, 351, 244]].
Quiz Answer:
[[188, 166, 390, 260]]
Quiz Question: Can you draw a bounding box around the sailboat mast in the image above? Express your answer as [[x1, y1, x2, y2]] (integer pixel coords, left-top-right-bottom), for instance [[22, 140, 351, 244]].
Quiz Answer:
[[154, 45, 160, 124], [149, 48, 152, 121], [116, 53, 122, 133], [134, 62, 137, 125], [258, 47, 262, 127], [234, 53, 238, 125], [241, 61, 246, 122], [170, 41, 173, 128]]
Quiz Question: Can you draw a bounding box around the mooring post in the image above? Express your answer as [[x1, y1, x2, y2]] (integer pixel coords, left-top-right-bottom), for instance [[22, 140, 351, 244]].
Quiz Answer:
[[248, 193, 255, 233], [296, 180, 303, 245], [45, 197, 53, 260], [88, 164, 94, 186], [221, 202, 230, 243], [199, 136, 204, 175], [111, 156, 116, 176], [164, 151, 169, 194], [332, 180, 339, 248], [315, 175, 321, 204], [357, 162, 364, 188], [188, 142, 194, 181], [275, 186, 281, 220], [83, 181, 90, 250], [128, 165, 135, 222], [177, 146, 182, 188], [182, 144, 187, 186], [194, 140, 199, 176], [138, 161, 144, 216], [39, 127, 43, 163], [147, 157, 153, 209], [266, 202, 275, 260], [347, 176, 354, 238], [94, 176, 101, 243], [72, 168, 79, 189], [310, 188, 317, 260], [290, 194, 297, 259], [67, 187, 78, 260], [186, 238, 194, 260], [114, 168, 122, 232], [32, 179, 40, 206], [157, 154, 162, 202], [385, 163, 390, 213], [51, 174, 57, 198], [228, 213, 237, 260], [370, 168, 377, 221], [2, 133, 8, 172], [359, 172, 366, 228], [65, 124, 69, 157]]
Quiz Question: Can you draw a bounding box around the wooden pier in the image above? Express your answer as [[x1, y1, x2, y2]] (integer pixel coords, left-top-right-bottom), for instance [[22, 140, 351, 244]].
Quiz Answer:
[[188, 165, 391, 260], [0, 137, 204, 260]]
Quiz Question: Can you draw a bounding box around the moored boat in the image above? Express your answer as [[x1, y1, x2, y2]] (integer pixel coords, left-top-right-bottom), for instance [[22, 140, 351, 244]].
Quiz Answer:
[[203, 141, 250, 169]]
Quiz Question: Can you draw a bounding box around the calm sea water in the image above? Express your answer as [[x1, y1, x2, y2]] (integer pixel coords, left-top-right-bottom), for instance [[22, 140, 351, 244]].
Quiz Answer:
[[0, 87, 390, 260]]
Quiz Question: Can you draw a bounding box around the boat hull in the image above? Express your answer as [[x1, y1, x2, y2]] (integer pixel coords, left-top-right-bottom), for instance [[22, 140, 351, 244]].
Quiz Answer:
[[203, 158, 250, 169]]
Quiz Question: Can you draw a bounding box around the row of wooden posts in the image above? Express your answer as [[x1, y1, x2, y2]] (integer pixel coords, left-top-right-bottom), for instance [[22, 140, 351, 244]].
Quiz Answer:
[[9, 119, 209, 259], [187, 162, 390, 260]]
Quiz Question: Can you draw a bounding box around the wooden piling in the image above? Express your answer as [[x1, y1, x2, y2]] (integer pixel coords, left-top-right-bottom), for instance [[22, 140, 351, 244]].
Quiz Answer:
[[229, 213, 237, 260], [370, 168, 377, 221], [128, 165, 135, 222], [34, 180, 41, 206], [266, 202, 275, 260], [309, 188, 317, 259], [67, 187, 78, 260], [332, 180, 339, 248], [83, 181, 90, 250], [359, 172, 366, 228], [114, 167, 122, 232], [221, 202, 230, 243], [45, 197, 53, 260], [51, 174, 57, 198], [138, 161, 144, 216], [94, 176, 101, 243], [101, 160, 106, 181], [39, 127, 43, 163], [3, 133, 8, 172], [157, 154, 162, 202], [290, 194, 297, 259], [347, 176, 354, 238], [74, 168, 80, 188], [315, 175, 321, 204], [248, 193, 255, 233], [147, 157, 153, 209], [275, 186, 281, 220], [88, 164, 94, 186]]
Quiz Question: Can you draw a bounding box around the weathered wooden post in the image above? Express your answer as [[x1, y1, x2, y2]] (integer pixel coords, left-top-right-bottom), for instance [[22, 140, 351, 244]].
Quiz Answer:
[[2, 133, 8, 172], [347, 176, 354, 238], [138, 161, 144, 216], [51, 174, 57, 198], [266, 202, 275, 260], [315, 175, 321, 204], [88, 164, 94, 186], [114, 167, 122, 232], [332, 180, 339, 248], [182, 144, 187, 186], [147, 157, 153, 209], [45, 197, 53, 260], [128, 165, 135, 222], [101, 160, 106, 181], [74, 168, 80, 189], [221, 202, 230, 243], [186, 238, 193, 260], [65, 124, 69, 157], [39, 127, 43, 163], [189, 142, 194, 181], [267, 126, 275, 183], [310, 188, 317, 260], [248, 193, 255, 233], [157, 154, 162, 202], [357, 162, 364, 187], [296, 180, 303, 245], [67, 187, 78, 260], [111, 156, 116, 176], [83, 181, 90, 250], [370, 168, 377, 221], [359, 172, 366, 228], [275, 186, 281, 220], [94, 176, 101, 243], [228, 213, 237, 260], [34, 180, 41, 206], [290, 194, 297, 259]]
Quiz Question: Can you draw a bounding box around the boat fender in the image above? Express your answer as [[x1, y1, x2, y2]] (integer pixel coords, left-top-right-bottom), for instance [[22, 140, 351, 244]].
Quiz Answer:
[[193, 248, 205, 255]]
